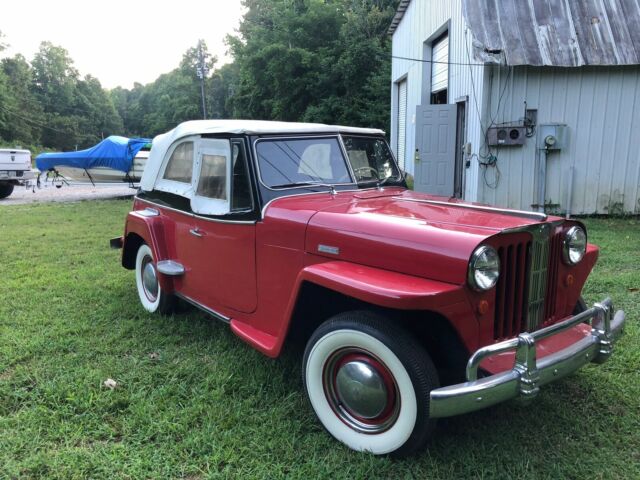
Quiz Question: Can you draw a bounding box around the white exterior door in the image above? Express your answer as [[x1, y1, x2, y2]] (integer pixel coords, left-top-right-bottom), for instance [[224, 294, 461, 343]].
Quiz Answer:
[[414, 104, 457, 197]]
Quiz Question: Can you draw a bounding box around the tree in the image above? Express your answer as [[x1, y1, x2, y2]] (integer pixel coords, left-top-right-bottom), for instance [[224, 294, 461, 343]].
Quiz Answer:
[[226, 0, 397, 131], [209, 62, 240, 119], [114, 41, 221, 137], [31, 42, 79, 114], [0, 55, 44, 146]]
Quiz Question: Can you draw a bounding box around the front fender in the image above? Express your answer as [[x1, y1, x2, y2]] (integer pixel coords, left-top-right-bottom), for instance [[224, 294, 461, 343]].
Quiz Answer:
[[298, 261, 465, 310], [263, 261, 480, 357]]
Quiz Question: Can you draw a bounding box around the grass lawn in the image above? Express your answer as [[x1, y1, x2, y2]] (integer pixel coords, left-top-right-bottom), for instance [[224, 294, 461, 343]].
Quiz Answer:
[[0, 199, 638, 479]]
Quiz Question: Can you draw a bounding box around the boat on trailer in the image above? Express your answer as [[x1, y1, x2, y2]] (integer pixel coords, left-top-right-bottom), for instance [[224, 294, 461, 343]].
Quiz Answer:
[[35, 136, 151, 184]]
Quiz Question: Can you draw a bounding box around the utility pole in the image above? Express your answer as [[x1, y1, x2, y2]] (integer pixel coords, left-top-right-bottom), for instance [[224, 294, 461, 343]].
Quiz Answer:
[[195, 40, 209, 119]]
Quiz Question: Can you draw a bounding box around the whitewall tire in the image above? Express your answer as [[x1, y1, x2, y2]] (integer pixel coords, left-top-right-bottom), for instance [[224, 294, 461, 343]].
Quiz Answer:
[[303, 311, 439, 457], [135, 244, 175, 314]]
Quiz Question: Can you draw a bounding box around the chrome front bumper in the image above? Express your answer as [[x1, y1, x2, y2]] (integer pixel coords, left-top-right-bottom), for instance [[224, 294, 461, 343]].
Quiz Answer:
[[429, 298, 625, 418]]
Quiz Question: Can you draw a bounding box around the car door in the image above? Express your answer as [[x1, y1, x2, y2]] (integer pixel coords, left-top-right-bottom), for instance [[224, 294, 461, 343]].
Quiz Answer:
[[188, 138, 258, 314], [149, 138, 203, 302]]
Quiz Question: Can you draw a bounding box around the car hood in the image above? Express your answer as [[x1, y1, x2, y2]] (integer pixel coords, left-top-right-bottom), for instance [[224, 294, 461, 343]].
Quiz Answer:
[[300, 188, 556, 285]]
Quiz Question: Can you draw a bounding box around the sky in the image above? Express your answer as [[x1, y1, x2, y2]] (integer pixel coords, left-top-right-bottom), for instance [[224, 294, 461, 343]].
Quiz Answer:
[[0, 0, 245, 89]]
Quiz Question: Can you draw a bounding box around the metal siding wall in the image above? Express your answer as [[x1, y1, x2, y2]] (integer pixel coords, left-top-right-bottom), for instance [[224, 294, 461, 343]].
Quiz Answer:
[[480, 65, 640, 214], [390, 0, 483, 201]]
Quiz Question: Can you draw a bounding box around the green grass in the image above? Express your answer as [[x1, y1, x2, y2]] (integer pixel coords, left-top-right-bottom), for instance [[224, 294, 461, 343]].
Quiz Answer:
[[0, 200, 638, 479]]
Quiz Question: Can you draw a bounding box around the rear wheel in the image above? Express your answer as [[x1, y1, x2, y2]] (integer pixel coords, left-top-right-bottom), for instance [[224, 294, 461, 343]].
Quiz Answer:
[[0, 183, 14, 199], [135, 244, 175, 314], [302, 311, 439, 457]]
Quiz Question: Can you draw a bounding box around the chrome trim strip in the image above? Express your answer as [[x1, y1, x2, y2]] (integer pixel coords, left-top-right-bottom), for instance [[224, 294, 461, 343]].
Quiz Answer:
[[175, 293, 231, 324], [428, 298, 625, 419], [498, 219, 563, 235], [392, 197, 548, 221], [318, 244, 340, 255], [135, 196, 257, 225]]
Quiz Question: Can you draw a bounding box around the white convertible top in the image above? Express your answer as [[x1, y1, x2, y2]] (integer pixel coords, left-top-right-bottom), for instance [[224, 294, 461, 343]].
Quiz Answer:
[[140, 120, 385, 191]]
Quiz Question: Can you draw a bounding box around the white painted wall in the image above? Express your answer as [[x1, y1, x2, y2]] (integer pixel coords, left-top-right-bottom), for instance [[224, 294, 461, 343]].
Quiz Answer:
[[391, 1, 640, 214], [390, 0, 485, 201], [480, 65, 640, 215]]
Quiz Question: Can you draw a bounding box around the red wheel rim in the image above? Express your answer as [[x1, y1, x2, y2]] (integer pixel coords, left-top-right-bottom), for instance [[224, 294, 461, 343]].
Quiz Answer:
[[322, 348, 400, 434]]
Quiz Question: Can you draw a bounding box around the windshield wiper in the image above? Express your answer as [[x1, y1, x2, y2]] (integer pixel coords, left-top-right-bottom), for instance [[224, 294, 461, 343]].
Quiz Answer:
[[270, 181, 337, 194]]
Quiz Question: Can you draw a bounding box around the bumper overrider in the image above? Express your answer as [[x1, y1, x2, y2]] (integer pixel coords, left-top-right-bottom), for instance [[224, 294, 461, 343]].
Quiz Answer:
[[429, 298, 625, 418]]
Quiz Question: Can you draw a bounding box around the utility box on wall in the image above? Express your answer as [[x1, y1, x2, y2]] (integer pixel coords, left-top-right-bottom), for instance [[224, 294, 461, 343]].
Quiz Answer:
[[487, 126, 527, 146], [538, 124, 568, 150]]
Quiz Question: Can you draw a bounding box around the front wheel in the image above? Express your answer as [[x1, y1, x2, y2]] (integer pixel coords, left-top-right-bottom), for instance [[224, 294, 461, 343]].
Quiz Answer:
[[135, 244, 175, 314], [302, 311, 439, 457], [0, 183, 14, 199]]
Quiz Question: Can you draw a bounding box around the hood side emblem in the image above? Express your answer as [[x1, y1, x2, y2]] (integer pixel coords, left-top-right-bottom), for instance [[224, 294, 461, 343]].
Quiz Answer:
[[318, 244, 340, 255]]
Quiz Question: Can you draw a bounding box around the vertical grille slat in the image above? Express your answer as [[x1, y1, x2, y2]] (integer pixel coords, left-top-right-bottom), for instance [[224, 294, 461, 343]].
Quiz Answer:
[[543, 232, 563, 322], [512, 243, 526, 335], [504, 245, 516, 338], [494, 247, 507, 339]]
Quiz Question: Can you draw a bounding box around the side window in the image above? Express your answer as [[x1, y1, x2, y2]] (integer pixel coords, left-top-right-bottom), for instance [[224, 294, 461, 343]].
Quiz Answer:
[[231, 141, 252, 211], [163, 142, 193, 183], [196, 153, 227, 200], [191, 139, 231, 216]]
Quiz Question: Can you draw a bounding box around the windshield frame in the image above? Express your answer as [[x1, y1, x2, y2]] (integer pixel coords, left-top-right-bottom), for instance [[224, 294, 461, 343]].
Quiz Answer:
[[253, 134, 358, 192], [339, 134, 404, 187]]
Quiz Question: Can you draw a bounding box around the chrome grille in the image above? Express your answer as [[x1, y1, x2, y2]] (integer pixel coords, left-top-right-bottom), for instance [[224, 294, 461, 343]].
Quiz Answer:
[[526, 228, 550, 331], [493, 223, 563, 340]]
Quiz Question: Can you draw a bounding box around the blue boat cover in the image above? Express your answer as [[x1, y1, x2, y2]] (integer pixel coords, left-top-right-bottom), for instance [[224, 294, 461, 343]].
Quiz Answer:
[[36, 136, 151, 173]]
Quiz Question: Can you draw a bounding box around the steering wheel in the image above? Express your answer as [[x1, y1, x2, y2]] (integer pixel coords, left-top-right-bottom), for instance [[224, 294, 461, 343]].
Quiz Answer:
[[353, 166, 380, 180]]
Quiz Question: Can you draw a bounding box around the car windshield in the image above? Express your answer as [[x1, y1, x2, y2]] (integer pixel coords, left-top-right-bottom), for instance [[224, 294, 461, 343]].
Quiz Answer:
[[342, 136, 401, 185], [256, 137, 352, 189]]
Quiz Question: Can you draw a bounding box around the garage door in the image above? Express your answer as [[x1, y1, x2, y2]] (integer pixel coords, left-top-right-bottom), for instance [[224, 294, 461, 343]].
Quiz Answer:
[[397, 79, 407, 170]]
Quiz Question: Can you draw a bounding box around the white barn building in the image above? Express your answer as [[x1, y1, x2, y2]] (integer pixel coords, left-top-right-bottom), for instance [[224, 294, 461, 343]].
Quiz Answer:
[[389, 0, 640, 215]]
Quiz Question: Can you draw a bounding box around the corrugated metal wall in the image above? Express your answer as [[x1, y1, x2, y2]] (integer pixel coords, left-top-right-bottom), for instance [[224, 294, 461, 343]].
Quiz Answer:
[[390, 0, 485, 201], [480, 65, 640, 215]]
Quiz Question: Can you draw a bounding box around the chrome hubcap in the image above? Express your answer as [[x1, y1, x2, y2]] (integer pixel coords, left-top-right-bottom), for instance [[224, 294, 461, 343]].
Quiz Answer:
[[335, 360, 388, 419], [323, 349, 400, 433], [142, 257, 158, 301]]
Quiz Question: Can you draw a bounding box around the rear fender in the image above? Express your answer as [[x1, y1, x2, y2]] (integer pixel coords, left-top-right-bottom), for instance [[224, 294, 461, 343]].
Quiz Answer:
[[123, 210, 176, 293]]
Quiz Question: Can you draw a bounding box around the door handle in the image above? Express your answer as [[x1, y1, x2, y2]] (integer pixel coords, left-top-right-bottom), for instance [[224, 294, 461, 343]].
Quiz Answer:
[[189, 228, 204, 237]]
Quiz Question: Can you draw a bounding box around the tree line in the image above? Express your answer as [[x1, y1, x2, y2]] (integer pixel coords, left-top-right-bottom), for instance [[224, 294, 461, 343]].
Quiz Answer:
[[0, 0, 397, 152]]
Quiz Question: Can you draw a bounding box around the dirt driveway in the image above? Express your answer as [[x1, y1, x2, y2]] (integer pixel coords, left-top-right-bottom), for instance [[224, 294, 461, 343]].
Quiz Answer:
[[0, 182, 136, 206]]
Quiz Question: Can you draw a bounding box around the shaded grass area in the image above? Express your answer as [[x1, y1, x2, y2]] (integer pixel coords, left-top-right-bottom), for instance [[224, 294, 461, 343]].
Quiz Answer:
[[0, 200, 638, 479]]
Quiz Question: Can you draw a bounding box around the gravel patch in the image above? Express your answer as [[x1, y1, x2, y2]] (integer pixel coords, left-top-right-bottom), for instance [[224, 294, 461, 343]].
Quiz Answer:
[[0, 182, 136, 206]]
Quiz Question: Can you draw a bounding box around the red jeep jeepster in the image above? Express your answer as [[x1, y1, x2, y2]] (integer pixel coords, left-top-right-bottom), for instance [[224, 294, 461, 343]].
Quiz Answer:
[[112, 120, 625, 456]]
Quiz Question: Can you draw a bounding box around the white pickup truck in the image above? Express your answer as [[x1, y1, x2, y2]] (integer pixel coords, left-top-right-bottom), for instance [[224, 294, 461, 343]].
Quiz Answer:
[[0, 148, 37, 199]]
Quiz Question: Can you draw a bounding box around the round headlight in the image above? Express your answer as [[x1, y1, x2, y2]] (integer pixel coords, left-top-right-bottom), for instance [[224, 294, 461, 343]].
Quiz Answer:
[[468, 245, 500, 291], [563, 226, 586, 265]]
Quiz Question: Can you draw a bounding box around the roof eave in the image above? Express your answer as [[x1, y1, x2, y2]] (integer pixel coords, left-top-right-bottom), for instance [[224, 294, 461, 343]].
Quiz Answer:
[[387, 0, 411, 36]]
